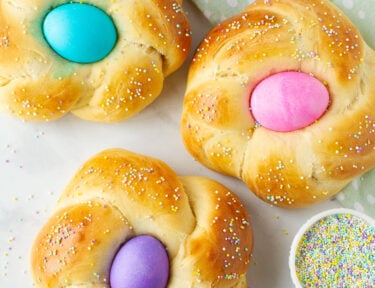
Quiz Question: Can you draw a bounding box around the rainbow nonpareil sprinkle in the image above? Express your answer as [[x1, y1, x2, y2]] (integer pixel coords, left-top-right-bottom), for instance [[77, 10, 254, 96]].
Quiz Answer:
[[295, 213, 375, 287]]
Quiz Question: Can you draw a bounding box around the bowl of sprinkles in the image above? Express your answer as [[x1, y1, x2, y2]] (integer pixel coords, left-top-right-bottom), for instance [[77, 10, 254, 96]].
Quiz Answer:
[[289, 208, 375, 287]]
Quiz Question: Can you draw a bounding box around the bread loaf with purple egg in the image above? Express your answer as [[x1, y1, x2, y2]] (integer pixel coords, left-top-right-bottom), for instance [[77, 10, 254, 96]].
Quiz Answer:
[[181, 0, 375, 207], [30, 149, 253, 287], [0, 0, 191, 122]]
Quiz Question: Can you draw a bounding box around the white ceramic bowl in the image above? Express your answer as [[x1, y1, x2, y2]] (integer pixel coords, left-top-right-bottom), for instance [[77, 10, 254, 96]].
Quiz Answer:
[[289, 208, 375, 288]]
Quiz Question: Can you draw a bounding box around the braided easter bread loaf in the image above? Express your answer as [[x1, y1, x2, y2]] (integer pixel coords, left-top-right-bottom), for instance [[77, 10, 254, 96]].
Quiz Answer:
[[31, 149, 253, 287], [0, 0, 191, 122], [181, 0, 375, 208]]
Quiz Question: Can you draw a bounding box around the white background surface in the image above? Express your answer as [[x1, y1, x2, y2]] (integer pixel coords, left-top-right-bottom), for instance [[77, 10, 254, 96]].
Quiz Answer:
[[0, 2, 341, 287]]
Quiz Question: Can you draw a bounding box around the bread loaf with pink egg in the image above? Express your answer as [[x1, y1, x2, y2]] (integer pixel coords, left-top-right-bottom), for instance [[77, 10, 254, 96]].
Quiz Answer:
[[181, 0, 375, 207], [30, 149, 253, 287]]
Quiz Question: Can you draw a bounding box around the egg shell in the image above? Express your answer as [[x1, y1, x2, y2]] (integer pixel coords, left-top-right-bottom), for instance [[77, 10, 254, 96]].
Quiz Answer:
[[250, 71, 329, 132], [110, 235, 170, 288], [43, 3, 117, 64]]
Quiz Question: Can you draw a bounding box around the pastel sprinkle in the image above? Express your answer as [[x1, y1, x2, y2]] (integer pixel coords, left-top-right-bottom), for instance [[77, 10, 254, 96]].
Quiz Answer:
[[295, 213, 375, 287]]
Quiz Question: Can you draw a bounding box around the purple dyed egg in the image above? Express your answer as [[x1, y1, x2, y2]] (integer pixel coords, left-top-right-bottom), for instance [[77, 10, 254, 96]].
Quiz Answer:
[[110, 235, 170, 288]]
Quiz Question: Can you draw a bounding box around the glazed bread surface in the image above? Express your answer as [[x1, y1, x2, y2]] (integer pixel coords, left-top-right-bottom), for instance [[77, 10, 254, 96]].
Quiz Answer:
[[31, 149, 253, 287], [181, 0, 375, 207], [0, 0, 191, 122]]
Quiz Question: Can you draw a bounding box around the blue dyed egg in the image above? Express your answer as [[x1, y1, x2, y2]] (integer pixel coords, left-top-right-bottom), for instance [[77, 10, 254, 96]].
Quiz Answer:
[[110, 235, 170, 288], [43, 3, 117, 63]]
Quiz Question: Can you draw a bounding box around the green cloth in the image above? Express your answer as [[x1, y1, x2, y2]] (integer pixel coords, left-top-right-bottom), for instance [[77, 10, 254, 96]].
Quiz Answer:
[[190, 0, 375, 217]]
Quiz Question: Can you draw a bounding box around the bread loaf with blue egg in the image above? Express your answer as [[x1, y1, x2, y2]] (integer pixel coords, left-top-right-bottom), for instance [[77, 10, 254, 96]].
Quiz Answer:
[[31, 149, 253, 287], [0, 0, 191, 122]]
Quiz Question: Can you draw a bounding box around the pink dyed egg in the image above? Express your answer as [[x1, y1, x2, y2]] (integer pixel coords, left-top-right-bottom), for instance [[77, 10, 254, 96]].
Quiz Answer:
[[250, 71, 330, 132]]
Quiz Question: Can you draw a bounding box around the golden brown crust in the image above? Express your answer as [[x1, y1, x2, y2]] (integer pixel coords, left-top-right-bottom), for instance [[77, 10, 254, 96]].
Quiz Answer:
[[31, 149, 253, 287], [181, 0, 375, 207], [0, 0, 191, 122], [174, 177, 252, 287], [31, 202, 133, 287]]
